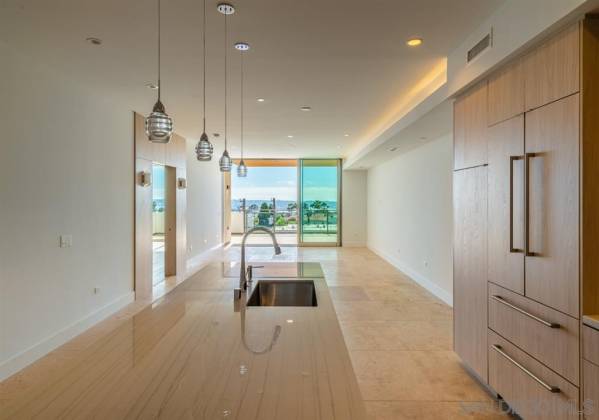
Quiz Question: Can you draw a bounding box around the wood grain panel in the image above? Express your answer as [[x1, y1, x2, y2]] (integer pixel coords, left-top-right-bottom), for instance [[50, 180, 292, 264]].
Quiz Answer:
[[488, 283, 580, 385], [525, 94, 580, 317], [453, 166, 488, 382], [583, 325, 599, 367], [165, 166, 177, 277], [176, 167, 187, 280], [488, 58, 525, 126], [454, 81, 488, 169], [487, 115, 525, 294], [582, 18, 599, 317], [223, 171, 231, 244], [134, 112, 153, 162], [135, 158, 153, 299], [166, 134, 186, 169], [583, 360, 599, 420], [488, 330, 580, 420], [524, 23, 580, 111]]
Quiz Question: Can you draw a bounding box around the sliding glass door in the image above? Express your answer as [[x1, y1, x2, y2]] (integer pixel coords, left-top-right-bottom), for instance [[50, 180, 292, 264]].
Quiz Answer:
[[299, 159, 341, 246]]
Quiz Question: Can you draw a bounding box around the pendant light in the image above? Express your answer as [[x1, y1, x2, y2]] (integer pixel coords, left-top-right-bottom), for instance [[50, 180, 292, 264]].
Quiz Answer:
[[236, 42, 249, 177], [218, 3, 234, 172], [195, 0, 214, 160], [146, 0, 174, 143]]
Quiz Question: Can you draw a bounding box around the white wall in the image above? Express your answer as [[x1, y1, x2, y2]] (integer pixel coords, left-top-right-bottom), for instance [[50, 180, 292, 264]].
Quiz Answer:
[[367, 133, 453, 305], [0, 43, 135, 379], [185, 141, 223, 266], [342, 170, 367, 247]]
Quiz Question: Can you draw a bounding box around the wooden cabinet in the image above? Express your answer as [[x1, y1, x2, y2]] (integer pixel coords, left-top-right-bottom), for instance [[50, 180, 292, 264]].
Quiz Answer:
[[524, 23, 580, 111], [488, 59, 525, 125], [488, 330, 580, 420], [454, 81, 488, 170], [488, 283, 580, 385], [525, 94, 580, 318], [453, 166, 488, 382], [583, 325, 599, 367], [584, 360, 599, 420], [487, 115, 525, 294]]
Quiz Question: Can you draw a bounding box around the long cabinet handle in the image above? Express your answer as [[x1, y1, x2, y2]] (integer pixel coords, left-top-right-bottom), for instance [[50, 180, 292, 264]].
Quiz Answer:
[[509, 156, 524, 253], [525, 152, 539, 257], [492, 344, 561, 393], [491, 295, 560, 328]]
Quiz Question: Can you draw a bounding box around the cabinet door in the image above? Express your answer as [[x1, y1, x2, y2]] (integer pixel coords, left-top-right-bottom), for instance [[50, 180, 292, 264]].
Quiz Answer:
[[525, 94, 579, 317], [487, 115, 525, 294], [584, 360, 599, 420], [524, 23, 580, 111], [454, 166, 488, 382], [454, 81, 488, 170], [488, 59, 525, 126]]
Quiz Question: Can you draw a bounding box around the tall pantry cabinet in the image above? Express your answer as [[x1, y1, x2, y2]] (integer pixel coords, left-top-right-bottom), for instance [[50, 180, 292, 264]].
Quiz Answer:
[[454, 17, 599, 419]]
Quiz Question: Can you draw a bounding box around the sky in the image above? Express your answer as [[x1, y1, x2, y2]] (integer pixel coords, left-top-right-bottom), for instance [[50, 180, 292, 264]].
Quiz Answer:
[[152, 164, 165, 200], [232, 165, 338, 202]]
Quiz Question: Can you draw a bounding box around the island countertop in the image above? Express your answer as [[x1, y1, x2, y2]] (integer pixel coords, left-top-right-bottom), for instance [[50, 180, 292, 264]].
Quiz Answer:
[[1, 262, 366, 420]]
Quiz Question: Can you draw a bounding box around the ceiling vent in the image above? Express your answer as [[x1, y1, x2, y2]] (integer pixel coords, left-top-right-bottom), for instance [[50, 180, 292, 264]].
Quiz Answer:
[[467, 30, 493, 63]]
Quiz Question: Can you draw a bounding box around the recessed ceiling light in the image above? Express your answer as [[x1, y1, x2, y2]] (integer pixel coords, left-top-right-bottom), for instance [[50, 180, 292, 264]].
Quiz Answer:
[[257, 98, 265, 102], [300, 106, 311, 111], [216, 3, 235, 15], [420, 136, 427, 140], [213, 133, 220, 137], [234, 42, 250, 51], [407, 37, 423, 47], [389, 146, 399, 152], [286, 319, 294, 324], [344, 134, 350, 137], [86, 37, 102, 45], [287, 135, 294, 138], [145, 83, 158, 90]]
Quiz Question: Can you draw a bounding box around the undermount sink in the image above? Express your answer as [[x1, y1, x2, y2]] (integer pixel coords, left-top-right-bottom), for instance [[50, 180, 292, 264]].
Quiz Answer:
[[247, 280, 318, 307]]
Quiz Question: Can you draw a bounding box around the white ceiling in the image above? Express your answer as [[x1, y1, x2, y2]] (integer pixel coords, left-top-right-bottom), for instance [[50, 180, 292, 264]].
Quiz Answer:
[[0, 0, 503, 159]]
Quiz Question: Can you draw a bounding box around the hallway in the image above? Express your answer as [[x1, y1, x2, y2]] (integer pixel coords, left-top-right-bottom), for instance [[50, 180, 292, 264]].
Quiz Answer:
[[0, 247, 503, 419]]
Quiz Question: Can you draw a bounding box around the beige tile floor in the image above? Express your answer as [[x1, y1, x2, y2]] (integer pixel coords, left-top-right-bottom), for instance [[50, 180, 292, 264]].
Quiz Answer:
[[0, 246, 508, 420], [222, 246, 508, 419]]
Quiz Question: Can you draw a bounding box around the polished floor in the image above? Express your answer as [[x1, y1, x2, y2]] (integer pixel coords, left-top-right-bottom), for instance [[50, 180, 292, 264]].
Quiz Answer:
[[0, 247, 506, 419]]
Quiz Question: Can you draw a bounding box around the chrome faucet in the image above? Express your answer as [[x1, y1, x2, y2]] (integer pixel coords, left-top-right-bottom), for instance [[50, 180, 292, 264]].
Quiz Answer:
[[235, 227, 282, 300]]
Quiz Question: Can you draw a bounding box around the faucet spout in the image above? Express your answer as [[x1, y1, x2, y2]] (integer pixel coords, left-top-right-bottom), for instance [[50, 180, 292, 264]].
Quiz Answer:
[[238, 227, 281, 297]]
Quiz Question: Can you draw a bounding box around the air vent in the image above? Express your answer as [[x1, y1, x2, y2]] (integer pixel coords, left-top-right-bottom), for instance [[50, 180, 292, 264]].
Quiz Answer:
[[467, 31, 492, 63]]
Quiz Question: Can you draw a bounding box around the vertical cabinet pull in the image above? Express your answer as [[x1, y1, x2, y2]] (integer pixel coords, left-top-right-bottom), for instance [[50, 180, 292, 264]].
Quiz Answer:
[[525, 152, 540, 257], [509, 156, 524, 253], [492, 344, 561, 393]]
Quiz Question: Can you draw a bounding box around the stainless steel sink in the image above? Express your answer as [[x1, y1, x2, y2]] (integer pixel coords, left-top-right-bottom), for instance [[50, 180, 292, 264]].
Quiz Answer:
[[247, 280, 318, 307]]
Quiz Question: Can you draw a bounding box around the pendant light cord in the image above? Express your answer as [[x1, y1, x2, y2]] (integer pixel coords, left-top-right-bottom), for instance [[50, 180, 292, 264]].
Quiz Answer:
[[240, 50, 244, 160], [157, 0, 161, 102], [202, 0, 206, 131], [224, 10, 228, 151]]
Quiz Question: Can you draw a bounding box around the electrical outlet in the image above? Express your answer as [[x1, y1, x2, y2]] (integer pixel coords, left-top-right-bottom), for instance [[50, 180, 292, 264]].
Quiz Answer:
[[59, 235, 72, 248], [204, 239, 208, 244], [424, 261, 429, 268]]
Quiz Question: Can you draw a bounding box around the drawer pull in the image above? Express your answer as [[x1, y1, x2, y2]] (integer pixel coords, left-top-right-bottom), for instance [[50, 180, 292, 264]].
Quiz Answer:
[[491, 295, 560, 328], [492, 344, 561, 393]]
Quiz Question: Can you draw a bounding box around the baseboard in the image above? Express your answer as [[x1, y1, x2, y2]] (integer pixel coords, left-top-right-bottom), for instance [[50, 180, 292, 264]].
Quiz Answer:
[[186, 243, 224, 277], [0, 291, 135, 382], [368, 245, 453, 307]]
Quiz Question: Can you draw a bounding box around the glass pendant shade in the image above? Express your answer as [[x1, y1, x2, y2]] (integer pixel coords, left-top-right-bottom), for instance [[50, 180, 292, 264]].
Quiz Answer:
[[195, 132, 213, 160], [237, 159, 248, 177], [146, 100, 173, 143], [219, 149, 232, 172]]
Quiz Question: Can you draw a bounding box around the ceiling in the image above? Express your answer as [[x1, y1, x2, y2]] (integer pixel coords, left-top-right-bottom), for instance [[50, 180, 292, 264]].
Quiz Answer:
[[0, 0, 503, 160]]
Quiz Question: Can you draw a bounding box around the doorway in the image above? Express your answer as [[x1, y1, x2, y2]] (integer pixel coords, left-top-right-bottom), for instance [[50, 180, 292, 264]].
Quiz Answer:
[[152, 163, 177, 286]]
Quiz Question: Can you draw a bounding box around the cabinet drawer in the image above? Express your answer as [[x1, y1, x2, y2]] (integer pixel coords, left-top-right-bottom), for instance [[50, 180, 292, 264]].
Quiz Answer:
[[584, 360, 599, 420], [488, 330, 579, 420], [488, 283, 580, 385], [583, 325, 599, 367]]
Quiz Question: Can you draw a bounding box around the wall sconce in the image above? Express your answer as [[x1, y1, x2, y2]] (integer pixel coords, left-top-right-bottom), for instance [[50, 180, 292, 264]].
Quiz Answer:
[[139, 171, 152, 187], [177, 178, 187, 189]]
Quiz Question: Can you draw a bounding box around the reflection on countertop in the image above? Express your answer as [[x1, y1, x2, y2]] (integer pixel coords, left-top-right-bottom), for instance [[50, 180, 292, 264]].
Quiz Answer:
[[223, 261, 325, 279], [1, 262, 365, 420]]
